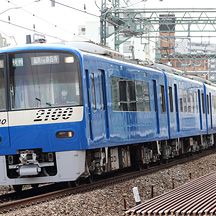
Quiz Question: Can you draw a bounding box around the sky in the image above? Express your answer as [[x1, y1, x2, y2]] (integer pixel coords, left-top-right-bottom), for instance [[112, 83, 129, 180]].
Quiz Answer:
[[0, 0, 215, 45]]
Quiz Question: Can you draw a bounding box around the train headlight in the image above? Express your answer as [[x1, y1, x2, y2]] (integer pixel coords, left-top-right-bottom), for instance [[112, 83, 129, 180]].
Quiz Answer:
[[56, 131, 74, 139]]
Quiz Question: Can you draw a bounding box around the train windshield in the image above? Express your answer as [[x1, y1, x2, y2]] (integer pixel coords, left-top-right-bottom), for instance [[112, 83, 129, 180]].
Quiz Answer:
[[9, 52, 82, 110]]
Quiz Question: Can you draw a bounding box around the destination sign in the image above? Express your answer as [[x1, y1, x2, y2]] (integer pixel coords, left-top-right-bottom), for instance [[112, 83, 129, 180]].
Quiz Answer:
[[31, 55, 59, 66], [12, 58, 24, 67]]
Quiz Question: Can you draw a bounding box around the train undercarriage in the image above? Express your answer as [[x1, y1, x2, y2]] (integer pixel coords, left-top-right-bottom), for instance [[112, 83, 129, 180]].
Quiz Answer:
[[82, 134, 215, 179], [4, 134, 215, 192]]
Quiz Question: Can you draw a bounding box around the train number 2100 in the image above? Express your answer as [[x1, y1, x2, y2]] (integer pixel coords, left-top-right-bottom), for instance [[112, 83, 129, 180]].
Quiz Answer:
[[34, 107, 73, 122]]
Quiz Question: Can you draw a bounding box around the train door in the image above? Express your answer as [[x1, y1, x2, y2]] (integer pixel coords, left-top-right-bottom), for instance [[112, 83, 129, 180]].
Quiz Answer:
[[99, 70, 110, 139], [153, 80, 160, 134], [86, 70, 93, 140], [86, 69, 109, 141], [209, 93, 213, 130], [0, 55, 10, 148], [174, 84, 180, 132], [198, 90, 203, 130]]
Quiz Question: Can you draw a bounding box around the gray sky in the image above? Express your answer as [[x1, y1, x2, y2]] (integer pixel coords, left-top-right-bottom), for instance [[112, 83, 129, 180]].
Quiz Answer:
[[0, 0, 215, 45]]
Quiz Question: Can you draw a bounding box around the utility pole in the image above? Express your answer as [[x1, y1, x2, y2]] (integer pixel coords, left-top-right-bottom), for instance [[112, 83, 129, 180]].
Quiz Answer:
[[100, 0, 107, 46]]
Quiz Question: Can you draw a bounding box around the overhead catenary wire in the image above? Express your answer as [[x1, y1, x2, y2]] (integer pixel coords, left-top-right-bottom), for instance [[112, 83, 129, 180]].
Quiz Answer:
[[0, 19, 66, 41], [50, 0, 100, 18], [2, 0, 96, 42], [6, 0, 77, 36]]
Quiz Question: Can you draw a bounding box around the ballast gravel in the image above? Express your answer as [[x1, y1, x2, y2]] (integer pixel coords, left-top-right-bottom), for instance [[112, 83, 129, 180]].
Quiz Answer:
[[2, 152, 216, 216]]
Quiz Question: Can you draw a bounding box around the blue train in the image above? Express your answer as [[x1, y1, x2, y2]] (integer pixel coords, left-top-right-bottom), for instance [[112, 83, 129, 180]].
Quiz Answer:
[[0, 41, 214, 191]]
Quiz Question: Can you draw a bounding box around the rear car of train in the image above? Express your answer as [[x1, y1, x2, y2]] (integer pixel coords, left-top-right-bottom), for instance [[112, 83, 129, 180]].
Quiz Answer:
[[0, 44, 88, 186]]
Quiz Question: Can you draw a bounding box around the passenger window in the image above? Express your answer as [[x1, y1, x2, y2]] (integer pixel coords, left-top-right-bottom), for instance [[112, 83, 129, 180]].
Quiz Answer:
[[160, 85, 166, 113], [207, 94, 209, 114], [194, 92, 197, 113], [90, 73, 96, 110], [190, 92, 194, 113], [136, 81, 145, 112], [110, 76, 150, 112], [179, 89, 183, 112], [143, 82, 150, 111], [98, 73, 104, 110], [128, 81, 136, 111], [213, 96, 216, 114], [168, 86, 173, 112], [202, 93, 205, 114], [183, 90, 187, 113], [110, 76, 120, 111], [119, 80, 128, 111], [187, 91, 191, 113]]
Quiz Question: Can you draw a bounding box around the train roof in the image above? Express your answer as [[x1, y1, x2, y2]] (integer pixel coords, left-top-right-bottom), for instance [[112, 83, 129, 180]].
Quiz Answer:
[[0, 41, 215, 87]]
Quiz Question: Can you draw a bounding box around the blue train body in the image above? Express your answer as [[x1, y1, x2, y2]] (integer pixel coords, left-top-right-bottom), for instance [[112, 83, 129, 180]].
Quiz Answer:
[[0, 42, 214, 189]]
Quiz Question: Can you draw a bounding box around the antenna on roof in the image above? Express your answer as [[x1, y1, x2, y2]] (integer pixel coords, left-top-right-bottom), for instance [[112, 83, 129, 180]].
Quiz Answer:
[[33, 33, 46, 43]]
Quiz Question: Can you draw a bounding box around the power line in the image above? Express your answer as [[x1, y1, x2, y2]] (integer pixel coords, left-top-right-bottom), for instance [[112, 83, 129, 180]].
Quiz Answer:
[[51, 0, 100, 18], [121, 0, 146, 8], [6, 0, 76, 36], [0, 19, 66, 41]]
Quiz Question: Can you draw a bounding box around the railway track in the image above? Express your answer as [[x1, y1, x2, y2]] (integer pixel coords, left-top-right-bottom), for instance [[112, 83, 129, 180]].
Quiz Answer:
[[0, 148, 215, 214]]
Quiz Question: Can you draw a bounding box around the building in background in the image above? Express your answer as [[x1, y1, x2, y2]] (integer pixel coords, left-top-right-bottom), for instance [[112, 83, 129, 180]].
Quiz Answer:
[[75, 19, 216, 81], [75, 21, 156, 64]]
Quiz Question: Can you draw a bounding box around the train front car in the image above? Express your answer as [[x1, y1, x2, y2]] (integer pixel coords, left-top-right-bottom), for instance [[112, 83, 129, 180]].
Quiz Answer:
[[0, 45, 87, 190]]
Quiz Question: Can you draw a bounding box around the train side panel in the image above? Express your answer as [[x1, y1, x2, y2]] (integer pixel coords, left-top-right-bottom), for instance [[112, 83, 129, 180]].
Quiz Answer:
[[83, 55, 169, 149], [165, 74, 207, 139], [204, 84, 216, 134]]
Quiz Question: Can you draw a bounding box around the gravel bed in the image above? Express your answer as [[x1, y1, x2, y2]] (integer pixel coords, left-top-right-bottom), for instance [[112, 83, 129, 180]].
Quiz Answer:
[[2, 152, 216, 216]]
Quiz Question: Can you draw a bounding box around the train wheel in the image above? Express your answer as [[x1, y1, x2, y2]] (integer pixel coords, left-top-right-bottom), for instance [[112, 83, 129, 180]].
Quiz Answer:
[[73, 179, 80, 187], [68, 179, 80, 187], [87, 175, 94, 184], [137, 161, 144, 171], [68, 181, 73, 187], [164, 159, 169, 164], [31, 184, 39, 189], [13, 185, 23, 192], [144, 163, 150, 169]]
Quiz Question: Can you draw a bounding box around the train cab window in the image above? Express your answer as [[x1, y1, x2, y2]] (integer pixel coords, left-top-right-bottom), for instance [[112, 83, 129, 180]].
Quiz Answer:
[[90, 73, 96, 110], [160, 85, 166, 113], [9, 52, 82, 110], [202, 93, 205, 114], [168, 86, 173, 112], [0, 56, 6, 110]]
